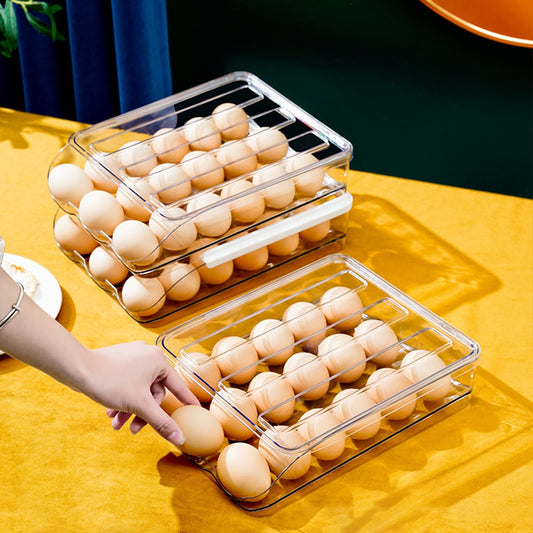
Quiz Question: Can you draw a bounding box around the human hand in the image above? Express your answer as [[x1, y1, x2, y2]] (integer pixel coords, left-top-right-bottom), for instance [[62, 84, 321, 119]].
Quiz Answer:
[[82, 341, 200, 446]]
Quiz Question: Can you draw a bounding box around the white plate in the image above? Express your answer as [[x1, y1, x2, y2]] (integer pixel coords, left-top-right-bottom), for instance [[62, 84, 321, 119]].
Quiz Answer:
[[2, 253, 63, 319]]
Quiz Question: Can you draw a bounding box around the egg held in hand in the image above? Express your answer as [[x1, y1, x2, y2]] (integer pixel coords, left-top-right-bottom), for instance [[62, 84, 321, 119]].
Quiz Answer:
[[171, 404, 225, 457]]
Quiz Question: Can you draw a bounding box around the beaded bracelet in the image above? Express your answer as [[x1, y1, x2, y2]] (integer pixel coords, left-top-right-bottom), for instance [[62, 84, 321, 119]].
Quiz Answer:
[[0, 282, 24, 330]]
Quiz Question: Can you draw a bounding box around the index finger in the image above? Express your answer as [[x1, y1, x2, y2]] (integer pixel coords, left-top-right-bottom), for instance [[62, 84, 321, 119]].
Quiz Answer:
[[163, 367, 201, 407]]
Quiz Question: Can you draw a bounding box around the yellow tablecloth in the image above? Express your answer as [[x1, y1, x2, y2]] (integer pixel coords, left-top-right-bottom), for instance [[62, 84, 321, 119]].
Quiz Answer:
[[0, 107, 532, 532]]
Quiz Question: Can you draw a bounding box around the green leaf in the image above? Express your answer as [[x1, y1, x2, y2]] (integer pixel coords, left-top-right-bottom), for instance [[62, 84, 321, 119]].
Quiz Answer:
[[24, 11, 54, 39], [0, 1, 19, 57], [24, 2, 65, 42]]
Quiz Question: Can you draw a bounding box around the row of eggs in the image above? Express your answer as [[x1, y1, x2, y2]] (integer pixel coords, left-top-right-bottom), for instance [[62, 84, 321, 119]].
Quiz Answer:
[[164, 286, 451, 501], [48, 102, 325, 230], [49, 147, 324, 237], [53, 211, 332, 316], [51, 177, 329, 270]]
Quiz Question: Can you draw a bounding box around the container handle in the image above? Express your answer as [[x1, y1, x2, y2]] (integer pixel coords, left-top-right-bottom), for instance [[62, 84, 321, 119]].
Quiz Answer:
[[201, 192, 353, 268]]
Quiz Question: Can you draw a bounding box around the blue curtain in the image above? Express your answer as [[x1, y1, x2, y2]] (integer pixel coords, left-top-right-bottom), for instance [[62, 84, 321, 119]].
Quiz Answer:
[[0, 0, 172, 124]]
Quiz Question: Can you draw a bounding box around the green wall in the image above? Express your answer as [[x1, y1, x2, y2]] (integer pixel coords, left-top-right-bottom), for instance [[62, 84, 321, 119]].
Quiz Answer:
[[167, 1, 532, 198]]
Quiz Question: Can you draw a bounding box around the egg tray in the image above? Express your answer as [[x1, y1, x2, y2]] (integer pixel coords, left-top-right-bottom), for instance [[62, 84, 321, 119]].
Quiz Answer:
[[47, 71, 353, 321], [157, 254, 481, 512], [47, 70, 353, 274]]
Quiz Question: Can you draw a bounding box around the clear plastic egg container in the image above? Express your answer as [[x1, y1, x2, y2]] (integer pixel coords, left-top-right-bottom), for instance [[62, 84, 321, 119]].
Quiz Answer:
[[48, 71, 353, 322], [157, 253, 481, 512]]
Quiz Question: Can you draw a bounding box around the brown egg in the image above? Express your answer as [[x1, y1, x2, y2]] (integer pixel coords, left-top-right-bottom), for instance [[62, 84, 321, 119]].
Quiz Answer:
[[248, 371, 295, 424], [118, 141, 158, 177], [187, 238, 234, 285], [209, 388, 257, 441], [285, 152, 324, 195], [233, 245, 269, 272], [78, 190, 125, 235], [215, 140, 257, 178], [299, 219, 330, 243], [48, 163, 94, 207], [148, 163, 192, 204], [354, 319, 400, 366], [366, 368, 417, 420], [180, 150, 225, 190], [252, 164, 295, 209], [258, 426, 311, 479], [84, 157, 120, 193], [151, 127, 189, 164], [319, 286, 364, 330], [183, 117, 221, 151], [267, 232, 300, 257], [88, 245, 129, 285], [298, 408, 346, 461], [249, 318, 295, 366], [220, 179, 265, 223], [148, 206, 197, 251], [160, 389, 182, 415], [112, 219, 160, 266], [171, 404, 225, 456], [317, 333, 366, 383], [53, 213, 98, 255], [212, 103, 249, 141], [216, 442, 272, 502], [246, 127, 289, 164], [283, 352, 330, 401], [121, 275, 166, 317], [331, 388, 382, 440], [159, 262, 201, 301], [282, 301, 327, 351], [400, 349, 451, 401], [116, 180, 155, 222], [212, 336, 259, 384], [175, 351, 221, 402], [186, 192, 232, 237]]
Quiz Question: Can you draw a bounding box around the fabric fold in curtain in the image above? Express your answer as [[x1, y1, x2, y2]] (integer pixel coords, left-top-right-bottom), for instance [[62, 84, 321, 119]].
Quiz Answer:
[[1, 0, 172, 124]]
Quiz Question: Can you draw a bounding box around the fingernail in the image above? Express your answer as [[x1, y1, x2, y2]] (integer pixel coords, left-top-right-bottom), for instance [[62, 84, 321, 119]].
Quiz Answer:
[[167, 431, 184, 447]]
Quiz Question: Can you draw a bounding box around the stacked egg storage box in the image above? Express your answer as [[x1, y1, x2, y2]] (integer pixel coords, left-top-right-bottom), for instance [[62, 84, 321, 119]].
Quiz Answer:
[[47, 72, 480, 511], [47, 72, 353, 323], [158, 254, 480, 511]]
